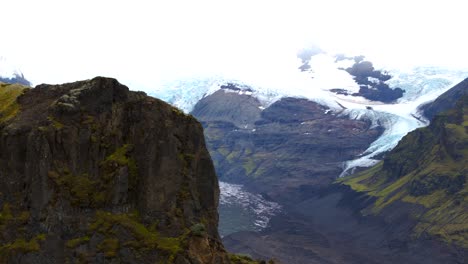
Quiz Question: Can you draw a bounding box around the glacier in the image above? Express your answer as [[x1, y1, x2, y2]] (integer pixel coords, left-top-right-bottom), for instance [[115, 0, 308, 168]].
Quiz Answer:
[[339, 66, 468, 176], [152, 54, 468, 176]]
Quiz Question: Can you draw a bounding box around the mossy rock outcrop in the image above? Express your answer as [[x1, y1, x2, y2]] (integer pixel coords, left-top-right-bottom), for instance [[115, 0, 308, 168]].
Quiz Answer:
[[0, 78, 230, 263]]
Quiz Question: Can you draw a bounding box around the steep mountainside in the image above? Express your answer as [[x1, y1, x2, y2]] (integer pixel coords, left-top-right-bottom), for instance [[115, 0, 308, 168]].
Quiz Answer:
[[191, 86, 383, 203], [340, 94, 468, 249], [420, 78, 468, 120], [0, 78, 231, 263]]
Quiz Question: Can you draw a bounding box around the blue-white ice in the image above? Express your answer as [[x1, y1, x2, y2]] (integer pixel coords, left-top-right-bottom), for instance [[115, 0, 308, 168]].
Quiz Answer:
[[151, 53, 468, 176], [338, 66, 468, 176], [389, 66, 467, 102], [338, 109, 424, 176]]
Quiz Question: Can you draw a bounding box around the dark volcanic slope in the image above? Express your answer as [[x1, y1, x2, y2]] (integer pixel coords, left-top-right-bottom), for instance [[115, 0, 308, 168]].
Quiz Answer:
[[0, 78, 230, 263], [420, 77, 468, 120], [192, 88, 383, 203]]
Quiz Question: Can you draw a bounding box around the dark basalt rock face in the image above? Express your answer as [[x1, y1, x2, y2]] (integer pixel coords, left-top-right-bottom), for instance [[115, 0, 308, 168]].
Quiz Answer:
[[300, 53, 405, 103], [192, 86, 383, 204], [420, 77, 468, 120], [0, 77, 230, 263], [344, 60, 405, 103], [220, 83, 253, 93]]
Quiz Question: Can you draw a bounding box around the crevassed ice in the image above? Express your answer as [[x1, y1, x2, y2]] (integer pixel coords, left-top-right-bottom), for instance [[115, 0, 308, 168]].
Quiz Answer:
[[338, 67, 468, 176], [339, 109, 422, 176]]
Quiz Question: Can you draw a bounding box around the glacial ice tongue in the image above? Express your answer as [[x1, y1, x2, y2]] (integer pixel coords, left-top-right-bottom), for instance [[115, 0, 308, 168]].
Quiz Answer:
[[338, 66, 468, 175], [339, 109, 424, 177]]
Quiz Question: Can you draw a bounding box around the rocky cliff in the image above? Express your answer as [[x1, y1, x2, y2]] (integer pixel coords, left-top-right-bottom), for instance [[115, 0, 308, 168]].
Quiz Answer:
[[0, 78, 230, 263]]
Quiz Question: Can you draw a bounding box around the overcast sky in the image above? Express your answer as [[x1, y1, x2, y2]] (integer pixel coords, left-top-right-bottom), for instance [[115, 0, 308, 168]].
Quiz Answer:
[[1, 0, 467, 91]]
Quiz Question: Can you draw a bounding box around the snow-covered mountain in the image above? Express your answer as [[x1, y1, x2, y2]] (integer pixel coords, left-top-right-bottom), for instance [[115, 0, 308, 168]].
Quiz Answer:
[[0, 56, 31, 86], [151, 52, 468, 176]]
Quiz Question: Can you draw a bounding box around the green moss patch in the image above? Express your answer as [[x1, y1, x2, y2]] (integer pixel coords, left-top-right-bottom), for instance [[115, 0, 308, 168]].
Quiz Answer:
[[66, 236, 90, 248], [97, 238, 119, 258], [48, 169, 106, 207], [0, 83, 26, 124], [189, 223, 207, 237], [47, 116, 64, 129], [0, 234, 46, 261], [242, 159, 257, 175], [48, 144, 139, 207], [89, 211, 184, 259], [102, 144, 138, 188], [0, 203, 30, 232], [228, 253, 271, 264], [105, 144, 133, 166]]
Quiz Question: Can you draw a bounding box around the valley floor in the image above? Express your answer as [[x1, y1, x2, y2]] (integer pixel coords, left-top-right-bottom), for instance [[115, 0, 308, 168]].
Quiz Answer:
[[223, 185, 467, 264]]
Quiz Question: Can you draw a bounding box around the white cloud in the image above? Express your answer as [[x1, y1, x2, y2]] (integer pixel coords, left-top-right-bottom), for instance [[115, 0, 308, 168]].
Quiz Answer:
[[1, 0, 467, 91]]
